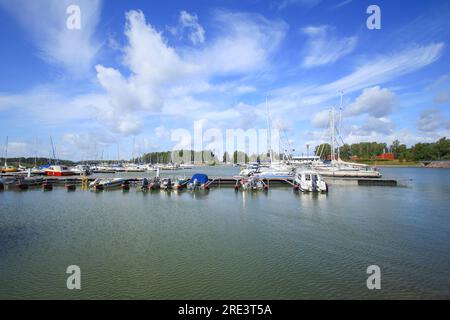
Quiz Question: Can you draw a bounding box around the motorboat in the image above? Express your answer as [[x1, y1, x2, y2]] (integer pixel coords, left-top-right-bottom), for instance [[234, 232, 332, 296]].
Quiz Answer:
[[44, 165, 76, 176], [235, 176, 268, 191], [157, 163, 181, 171], [173, 177, 189, 189], [149, 177, 161, 190], [72, 164, 91, 175], [239, 163, 260, 177], [187, 173, 209, 190], [161, 178, 172, 190], [139, 177, 150, 191], [89, 178, 126, 190], [294, 168, 328, 192], [124, 163, 146, 172]]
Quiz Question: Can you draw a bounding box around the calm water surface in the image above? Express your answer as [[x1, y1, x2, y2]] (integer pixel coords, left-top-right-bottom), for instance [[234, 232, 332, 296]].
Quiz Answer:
[[1, 167, 449, 299]]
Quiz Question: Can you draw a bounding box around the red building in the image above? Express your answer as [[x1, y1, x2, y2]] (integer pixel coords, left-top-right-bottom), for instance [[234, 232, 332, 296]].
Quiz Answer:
[[376, 153, 395, 160]]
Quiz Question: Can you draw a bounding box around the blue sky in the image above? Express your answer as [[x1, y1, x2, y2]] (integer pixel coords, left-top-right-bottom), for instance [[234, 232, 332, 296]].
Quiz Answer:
[[0, 0, 449, 160]]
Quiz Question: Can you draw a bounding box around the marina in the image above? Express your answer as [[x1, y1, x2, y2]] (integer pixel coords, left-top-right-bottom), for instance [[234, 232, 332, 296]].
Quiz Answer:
[[0, 171, 398, 191], [1, 0, 449, 303], [1, 166, 449, 299]]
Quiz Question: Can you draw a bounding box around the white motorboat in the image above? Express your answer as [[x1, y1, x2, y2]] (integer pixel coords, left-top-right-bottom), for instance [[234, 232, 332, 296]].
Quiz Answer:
[[89, 178, 127, 190], [294, 168, 328, 192]]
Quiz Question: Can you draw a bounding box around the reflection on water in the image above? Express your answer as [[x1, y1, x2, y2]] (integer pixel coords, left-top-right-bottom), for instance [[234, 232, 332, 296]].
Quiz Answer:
[[0, 166, 450, 299]]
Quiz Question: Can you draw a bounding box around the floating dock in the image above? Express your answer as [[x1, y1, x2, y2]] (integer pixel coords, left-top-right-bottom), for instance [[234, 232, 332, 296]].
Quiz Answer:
[[0, 175, 398, 190]]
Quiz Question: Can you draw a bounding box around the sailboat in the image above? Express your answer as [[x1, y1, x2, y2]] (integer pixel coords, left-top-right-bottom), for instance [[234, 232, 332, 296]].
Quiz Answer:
[[312, 94, 382, 178], [1, 136, 18, 173], [241, 97, 295, 179], [43, 137, 76, 176]]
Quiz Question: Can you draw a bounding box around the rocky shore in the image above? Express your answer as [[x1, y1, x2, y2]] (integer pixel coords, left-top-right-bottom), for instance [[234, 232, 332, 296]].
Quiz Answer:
[[422, 161, 450, 168]]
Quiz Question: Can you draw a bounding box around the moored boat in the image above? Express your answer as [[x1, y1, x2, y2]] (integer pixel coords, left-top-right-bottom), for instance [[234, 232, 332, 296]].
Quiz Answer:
[[294, 168, 328, 192], [89, 178, 126, 190], [174, 177, 189, 189], [44, 165, 76, 176], [187, 173, 209, 190], [1, 165, 18, 173], [161, 178, 172, 190]]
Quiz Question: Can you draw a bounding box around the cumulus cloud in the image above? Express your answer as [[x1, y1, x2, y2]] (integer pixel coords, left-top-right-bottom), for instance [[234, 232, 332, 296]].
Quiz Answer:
[[0, 0, 102, 76], [346, 86, 396, 117], [356, 117, 394, 135], [301, 25, 357, 68], [94, 10, 199, 134], [94, 9, 287, 135], [417, 108, 450, 132]]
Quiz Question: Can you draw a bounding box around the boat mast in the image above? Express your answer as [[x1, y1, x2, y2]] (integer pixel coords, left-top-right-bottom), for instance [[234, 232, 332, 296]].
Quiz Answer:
[[34, 137, 37, 168], [330, 107, 335, 163], [132, 136, 135, 163], [50, 136, 57, 164], [265, 96, 273, 164], [4, 136, 8, 167], [337, 91, 344, 161]]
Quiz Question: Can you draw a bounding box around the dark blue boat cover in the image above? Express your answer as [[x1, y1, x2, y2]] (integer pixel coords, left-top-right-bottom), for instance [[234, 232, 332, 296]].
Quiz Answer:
[[191, 173, 208, 184]]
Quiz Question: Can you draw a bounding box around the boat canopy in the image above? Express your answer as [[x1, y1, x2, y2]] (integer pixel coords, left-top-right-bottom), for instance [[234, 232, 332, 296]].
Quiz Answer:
[[191, 173, 208, 184]]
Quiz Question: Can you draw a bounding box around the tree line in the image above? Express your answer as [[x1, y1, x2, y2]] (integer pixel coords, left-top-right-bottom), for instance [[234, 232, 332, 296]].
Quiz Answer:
[[315, 137, 450, 161]]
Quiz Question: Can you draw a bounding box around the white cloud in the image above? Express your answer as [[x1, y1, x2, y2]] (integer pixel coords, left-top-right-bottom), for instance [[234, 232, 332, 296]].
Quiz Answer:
[[155, 125, 171, 139], [3, 141, 28, 158], [192, 11, 288, 75], [332, 0, 352, 9], [94, 10, 199, 134], [93, 10, 287, 135], [301, 25, 357, 68], [322, 43, 444, 94], [356, 117, 394, 135], [426, 74, 449, 90], [418, 108, 449, 132], [311, 109, 330, 128], [177, 10, 205, 45], [268, 43, 443, 117], [0, 0, 102, 76], [277, 0, 321, 10], [346, 86, 396, 117]]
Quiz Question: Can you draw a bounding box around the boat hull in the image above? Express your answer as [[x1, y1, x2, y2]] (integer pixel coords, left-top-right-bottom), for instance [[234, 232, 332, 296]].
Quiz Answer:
[[45, 171, 74, 176]]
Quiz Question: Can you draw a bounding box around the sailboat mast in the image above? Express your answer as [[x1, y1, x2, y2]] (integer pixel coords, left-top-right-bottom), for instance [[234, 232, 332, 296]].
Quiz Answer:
[[132, 136, 135, 163], [4, 136, 8, 167], [34, 138, 37, 168], [50, 136, 57, 164], [330, 107, 335, 162], [265, 96, 273, 163], [337, 91, 344, 161]]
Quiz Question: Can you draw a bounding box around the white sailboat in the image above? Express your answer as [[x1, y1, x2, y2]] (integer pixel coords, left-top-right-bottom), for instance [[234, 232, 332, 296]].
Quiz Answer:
[[241, 97, 295, 179], [1, 136, 18, 173], [313, 93, 382, 178]]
